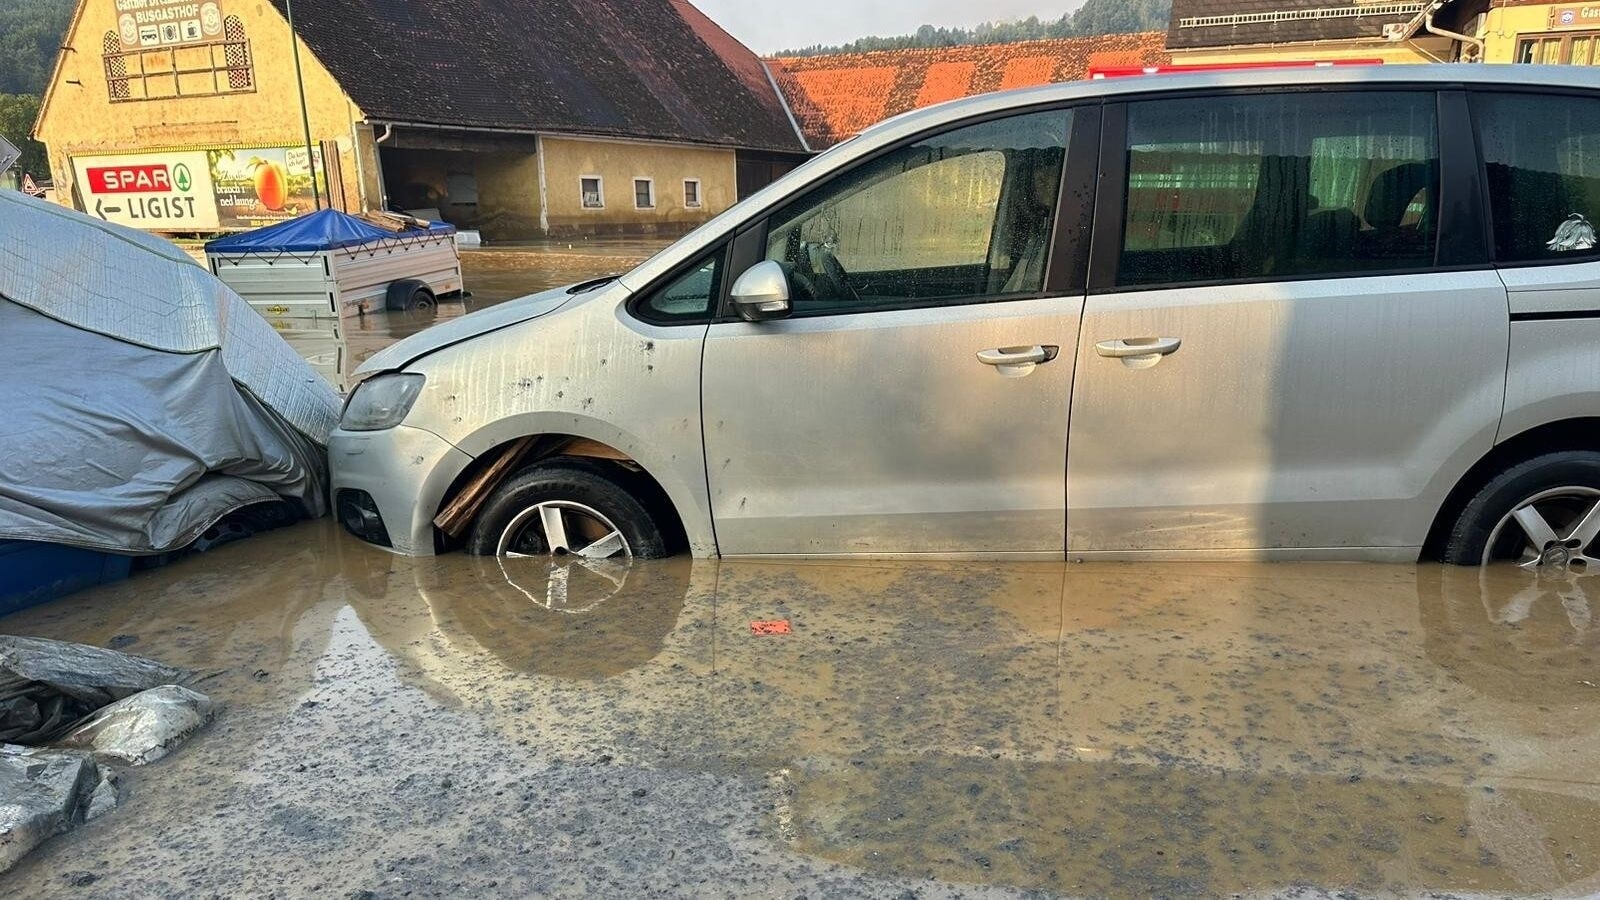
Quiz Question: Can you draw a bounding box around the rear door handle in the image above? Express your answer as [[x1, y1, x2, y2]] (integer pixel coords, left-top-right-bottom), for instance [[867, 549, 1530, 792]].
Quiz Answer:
[[1095, 337, 1182, 360], [977, 345, 1059, 367]]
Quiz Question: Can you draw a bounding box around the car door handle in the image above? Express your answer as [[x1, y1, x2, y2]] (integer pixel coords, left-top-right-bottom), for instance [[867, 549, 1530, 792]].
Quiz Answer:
[[1095, 337, 1182, 359], [977, 345, 1059, 367]]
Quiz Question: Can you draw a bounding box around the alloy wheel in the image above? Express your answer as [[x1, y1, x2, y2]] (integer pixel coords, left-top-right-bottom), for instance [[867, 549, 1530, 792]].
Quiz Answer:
[[1483, 486, 1600, 570], [495, 500, 632, 561]]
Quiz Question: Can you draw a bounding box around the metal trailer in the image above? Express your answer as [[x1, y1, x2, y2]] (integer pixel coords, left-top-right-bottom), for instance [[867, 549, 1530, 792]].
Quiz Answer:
[[205, 209, 464, 322]]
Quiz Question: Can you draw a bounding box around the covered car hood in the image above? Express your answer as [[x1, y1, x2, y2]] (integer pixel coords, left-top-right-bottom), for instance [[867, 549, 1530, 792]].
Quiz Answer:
[[354, 283, 602, 378]]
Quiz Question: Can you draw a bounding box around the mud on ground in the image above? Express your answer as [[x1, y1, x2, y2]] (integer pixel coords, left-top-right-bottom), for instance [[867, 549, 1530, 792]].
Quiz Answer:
[[3, 521, 1599, 898]]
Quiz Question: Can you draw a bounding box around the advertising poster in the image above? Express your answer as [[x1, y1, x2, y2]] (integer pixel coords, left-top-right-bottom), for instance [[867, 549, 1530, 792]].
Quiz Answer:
[[208, 146, 325, 229]]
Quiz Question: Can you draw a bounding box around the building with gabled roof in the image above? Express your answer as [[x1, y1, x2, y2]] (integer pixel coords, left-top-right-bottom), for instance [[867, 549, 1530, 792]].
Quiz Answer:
[[767, 33, 1171, 149], [1164, 0, 1600, 75], [1164, 0, 1478, 63], [34, 0, 809, 239]]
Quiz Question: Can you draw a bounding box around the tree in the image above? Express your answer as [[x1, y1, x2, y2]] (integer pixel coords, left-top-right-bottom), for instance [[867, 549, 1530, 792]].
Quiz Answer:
[[0, 94, 48, 180], [776, 2, 1171, 57], [1071, 0, 1174, 38], [0, 0, 75, 95]]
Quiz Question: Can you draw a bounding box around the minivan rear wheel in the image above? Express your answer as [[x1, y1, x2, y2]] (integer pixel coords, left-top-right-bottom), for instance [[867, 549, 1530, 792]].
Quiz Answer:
[[1443, 451, 1600, 569], [466, 460, 668, 559]]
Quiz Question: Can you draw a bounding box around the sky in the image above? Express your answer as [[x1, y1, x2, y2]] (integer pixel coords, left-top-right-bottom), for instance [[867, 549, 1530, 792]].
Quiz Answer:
[[688, 1, 1080, 55]]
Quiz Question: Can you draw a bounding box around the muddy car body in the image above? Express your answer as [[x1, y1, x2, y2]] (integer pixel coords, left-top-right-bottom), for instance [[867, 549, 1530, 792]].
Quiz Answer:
[[332, 65, 1600, 567]]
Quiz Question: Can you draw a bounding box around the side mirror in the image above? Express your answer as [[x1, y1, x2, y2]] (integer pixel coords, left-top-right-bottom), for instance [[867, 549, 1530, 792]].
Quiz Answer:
[[729, 260, 792, 322]]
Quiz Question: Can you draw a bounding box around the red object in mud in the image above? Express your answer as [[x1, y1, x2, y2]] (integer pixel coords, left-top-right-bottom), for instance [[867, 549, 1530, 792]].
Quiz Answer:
[[1089, 60, 1386, 79], [750, 620, 792, 636]]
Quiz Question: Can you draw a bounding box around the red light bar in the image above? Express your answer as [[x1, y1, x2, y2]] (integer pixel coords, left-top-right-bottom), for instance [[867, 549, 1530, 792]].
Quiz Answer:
[[1089, 59, 1386, 78]]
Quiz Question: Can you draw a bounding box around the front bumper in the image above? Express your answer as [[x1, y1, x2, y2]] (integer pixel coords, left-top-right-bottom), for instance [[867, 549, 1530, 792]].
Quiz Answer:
[[328, 424, 473, 556]]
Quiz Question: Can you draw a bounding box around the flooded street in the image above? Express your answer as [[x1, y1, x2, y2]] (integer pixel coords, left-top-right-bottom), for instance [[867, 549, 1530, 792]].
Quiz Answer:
[[274, 240, 668, 390], [3, 524, 1598, 898]]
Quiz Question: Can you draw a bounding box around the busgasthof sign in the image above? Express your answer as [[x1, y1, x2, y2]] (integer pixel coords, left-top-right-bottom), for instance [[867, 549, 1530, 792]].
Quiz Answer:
[[116, 0, 225, 49], [1550, 5, 1600, 27]]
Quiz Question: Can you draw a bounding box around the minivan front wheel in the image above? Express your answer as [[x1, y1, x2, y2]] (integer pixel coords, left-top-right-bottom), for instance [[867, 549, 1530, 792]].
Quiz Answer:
[[1443, 451, 1600, 569], [466, 461, 668, 559]]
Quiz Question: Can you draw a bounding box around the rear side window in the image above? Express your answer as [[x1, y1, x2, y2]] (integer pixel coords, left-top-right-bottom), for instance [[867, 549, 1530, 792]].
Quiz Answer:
[[1474, 92, 1600, 264], [1118, 91, 1440, 287]]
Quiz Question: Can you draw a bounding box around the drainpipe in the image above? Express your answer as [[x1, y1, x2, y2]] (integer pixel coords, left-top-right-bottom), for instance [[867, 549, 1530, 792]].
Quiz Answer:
[[1423, 10, 1485, 61], [374, 124, 395, 211]]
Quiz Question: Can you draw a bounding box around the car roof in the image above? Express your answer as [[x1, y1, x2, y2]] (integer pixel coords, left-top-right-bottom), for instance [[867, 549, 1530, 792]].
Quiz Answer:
[[621, 64, 1598, 292], [881, 63, 1600, 136]]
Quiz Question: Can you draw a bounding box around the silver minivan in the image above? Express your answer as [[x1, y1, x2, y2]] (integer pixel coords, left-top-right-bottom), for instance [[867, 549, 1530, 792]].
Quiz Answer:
[[331, 65, 1600, 569]]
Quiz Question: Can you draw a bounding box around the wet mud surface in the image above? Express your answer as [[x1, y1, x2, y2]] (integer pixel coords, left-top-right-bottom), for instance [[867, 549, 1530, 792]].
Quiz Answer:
[[3, 524, 1599, 897]]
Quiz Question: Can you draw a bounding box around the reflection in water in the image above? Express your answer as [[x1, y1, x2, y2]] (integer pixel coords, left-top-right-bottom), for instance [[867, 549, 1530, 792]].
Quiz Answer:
[[7, 525, 1600, 897], [1421, 565, 1600, 706], [414, 556, 690, 680]]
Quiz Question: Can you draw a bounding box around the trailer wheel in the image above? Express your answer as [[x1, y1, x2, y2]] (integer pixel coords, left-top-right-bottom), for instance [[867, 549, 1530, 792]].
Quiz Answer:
[[386, 280, 436, 313]]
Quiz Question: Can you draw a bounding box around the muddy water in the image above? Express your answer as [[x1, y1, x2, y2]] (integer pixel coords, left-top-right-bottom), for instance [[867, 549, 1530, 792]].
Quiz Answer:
[[4, 526, 1599, 897], [280, 241, 667, 390]]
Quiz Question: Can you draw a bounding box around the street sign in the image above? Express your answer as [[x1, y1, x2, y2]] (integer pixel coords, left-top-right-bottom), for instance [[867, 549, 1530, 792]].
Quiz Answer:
[[21, 174, 43, 197], [0, 136, 18, 175]]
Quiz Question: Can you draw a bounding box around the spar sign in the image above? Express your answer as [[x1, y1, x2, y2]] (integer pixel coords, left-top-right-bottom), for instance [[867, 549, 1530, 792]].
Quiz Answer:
[[73, 152, 218, 229], [72, 146, 326, 231]]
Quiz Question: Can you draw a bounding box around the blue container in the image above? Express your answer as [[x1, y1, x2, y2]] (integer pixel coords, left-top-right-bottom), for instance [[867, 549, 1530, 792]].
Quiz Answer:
[[0, 540, 133, 617]]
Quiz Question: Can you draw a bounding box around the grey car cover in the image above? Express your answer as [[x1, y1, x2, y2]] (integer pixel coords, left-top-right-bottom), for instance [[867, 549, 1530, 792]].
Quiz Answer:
[[0, 192, 340, 553]]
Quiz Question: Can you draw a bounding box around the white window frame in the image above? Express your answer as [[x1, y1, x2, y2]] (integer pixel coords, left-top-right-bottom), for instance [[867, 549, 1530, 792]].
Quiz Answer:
[[683, 178, 703, 209], [633, 177, 656, 210], [580, 175, 605, 210]]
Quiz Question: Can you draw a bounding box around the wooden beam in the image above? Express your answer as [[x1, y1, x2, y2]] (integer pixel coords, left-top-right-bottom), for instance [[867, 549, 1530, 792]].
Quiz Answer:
[[432, 436, 538, 538]]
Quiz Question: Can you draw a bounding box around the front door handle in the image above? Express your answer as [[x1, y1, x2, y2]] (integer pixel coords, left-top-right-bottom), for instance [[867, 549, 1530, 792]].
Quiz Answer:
[[977, 345, 1059, 367], [1095, 337, 1182, 367]]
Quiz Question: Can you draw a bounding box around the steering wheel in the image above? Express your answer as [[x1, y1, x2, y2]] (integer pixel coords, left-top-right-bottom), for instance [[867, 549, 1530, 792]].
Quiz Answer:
[[798, 241, 860, 305]]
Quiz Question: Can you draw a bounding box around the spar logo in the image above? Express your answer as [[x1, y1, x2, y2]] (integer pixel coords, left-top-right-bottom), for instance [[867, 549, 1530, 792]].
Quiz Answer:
[[85, 161, 202, 222]]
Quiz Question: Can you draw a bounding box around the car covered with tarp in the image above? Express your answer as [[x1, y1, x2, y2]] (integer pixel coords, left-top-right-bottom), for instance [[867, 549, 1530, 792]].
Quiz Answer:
[[0, 191, 339, 567]]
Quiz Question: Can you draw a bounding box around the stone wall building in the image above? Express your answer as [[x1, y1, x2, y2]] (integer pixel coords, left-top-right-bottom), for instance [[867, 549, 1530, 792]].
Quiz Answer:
[[34, 0, 809, 239]]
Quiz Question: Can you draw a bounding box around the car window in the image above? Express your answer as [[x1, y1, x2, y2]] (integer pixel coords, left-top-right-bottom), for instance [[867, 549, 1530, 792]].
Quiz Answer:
[[635, 249, 723, 324], [1118, 91, 1440, 288], [763, 110, 1070, 315], [1474, 92, 1600, 264]]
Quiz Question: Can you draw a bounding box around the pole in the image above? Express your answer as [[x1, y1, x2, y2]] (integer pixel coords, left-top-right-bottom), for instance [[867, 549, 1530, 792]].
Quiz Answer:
[[286, 0, 322, 208]]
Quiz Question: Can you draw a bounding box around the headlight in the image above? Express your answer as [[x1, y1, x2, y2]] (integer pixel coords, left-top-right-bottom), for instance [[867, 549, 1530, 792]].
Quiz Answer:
[[340, 374, 425, 431]]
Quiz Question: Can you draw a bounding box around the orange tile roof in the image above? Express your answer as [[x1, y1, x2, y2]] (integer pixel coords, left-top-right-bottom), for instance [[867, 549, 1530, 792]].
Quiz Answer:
[[768, 32, 1171, 149]]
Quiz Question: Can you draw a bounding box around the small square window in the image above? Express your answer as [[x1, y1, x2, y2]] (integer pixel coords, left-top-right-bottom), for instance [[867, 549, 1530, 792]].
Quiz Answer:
[[683, 179, 702, 208], [581, 176, 604, 209], [634, 178, 655, 210]]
